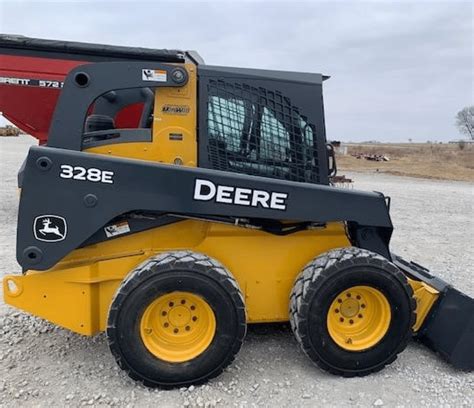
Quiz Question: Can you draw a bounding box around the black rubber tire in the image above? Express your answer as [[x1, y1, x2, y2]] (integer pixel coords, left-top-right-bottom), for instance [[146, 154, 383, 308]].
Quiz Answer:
[[107, 251, 247, 388], [289, 247, 416, 377]]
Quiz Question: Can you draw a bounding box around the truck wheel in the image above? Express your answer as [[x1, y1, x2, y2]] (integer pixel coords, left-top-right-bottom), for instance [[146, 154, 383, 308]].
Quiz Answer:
[[289, 247, 416, 377], [107, 251, 246, 388]]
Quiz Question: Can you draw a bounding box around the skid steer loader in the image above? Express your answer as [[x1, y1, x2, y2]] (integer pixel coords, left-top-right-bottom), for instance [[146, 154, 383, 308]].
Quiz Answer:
[[1, 35, 473, 388]]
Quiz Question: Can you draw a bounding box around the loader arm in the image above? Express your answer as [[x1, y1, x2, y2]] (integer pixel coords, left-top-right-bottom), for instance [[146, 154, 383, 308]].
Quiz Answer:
[[17, 145, 393, 270]]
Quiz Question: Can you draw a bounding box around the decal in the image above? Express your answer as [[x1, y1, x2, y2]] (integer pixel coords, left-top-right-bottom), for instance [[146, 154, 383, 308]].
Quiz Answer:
[[162, 105, 190, 115], [142, 69, 167, 82], [193, 178, 288, 211], [60, 165, 114, 184], [34, 215, 67, 242], [0, 76, 63, 88], [104, 221, 130, 238], [169, 133, 183, 141]]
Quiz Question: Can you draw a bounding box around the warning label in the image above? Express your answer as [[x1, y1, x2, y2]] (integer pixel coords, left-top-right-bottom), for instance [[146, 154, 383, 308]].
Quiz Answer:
[[142, 69, 167, 82], [104, 221, 130, 238]]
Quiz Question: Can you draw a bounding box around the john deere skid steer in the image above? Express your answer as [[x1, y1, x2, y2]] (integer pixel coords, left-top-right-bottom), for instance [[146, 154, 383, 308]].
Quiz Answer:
[[1, 35, 473, 387]]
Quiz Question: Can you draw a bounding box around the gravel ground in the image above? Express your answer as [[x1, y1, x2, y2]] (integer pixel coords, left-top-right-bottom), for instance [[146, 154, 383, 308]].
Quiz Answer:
[[1, 135, 473, 407]]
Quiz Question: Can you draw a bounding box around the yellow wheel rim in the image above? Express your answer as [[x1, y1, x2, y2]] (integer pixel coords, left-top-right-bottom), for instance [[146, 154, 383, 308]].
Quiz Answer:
[[327, 286, 391, 351], [140, 291, 216, 362]]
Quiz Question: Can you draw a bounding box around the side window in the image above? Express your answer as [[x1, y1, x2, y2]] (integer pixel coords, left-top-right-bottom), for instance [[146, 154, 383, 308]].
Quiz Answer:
[[260, 107, 290, 162], [208, 96, 247, 153], [205, 80, 320, 183], [300, 116, 315, 163]]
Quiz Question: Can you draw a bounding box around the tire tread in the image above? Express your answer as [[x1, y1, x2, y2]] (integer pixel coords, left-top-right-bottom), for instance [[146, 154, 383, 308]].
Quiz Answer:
[[107, 250, 246, 388], [289, 247, 416, 377]]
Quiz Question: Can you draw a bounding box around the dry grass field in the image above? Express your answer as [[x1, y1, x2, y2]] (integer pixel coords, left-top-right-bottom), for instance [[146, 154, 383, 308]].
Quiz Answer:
[[336, 143, 474, 182]]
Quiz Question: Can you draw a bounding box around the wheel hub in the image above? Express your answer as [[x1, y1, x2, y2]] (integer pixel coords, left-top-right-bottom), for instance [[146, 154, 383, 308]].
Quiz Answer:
[[168, 305, 192, 327], [327, 286, 391, 351], [140, 291, 216, 362], [340, 298, 360, 318]]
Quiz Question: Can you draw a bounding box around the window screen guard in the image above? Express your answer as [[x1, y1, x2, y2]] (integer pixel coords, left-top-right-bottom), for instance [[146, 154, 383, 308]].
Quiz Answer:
[[198, 66, 329, 185]]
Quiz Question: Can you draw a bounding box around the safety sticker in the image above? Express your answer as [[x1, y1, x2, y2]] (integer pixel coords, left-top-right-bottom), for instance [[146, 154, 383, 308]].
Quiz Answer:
[[104, 221, 130, 238], [142, 69, 167, 82]]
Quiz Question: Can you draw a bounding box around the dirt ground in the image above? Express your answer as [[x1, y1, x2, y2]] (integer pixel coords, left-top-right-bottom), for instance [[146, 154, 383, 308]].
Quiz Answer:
[[336, 143, 474, 182], [1, 136, 473, 407]]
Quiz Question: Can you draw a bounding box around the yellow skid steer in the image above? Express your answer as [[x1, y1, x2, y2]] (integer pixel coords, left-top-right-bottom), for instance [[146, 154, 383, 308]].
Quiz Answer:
[[1, 35, 472, 388]]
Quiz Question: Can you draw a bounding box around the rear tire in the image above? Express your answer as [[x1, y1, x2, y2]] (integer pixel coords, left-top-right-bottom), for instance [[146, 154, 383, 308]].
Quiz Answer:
[[289, 247, 416, 377], [107, 251, 246, 388]]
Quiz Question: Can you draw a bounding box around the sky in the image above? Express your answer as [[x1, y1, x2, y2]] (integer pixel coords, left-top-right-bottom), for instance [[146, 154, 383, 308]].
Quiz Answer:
[[0, 0, 472, 142]]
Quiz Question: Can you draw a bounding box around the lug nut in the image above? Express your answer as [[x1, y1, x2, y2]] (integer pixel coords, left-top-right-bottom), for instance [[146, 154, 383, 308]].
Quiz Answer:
[[169, 302, 174, 307], [185, 326, 191, 331], [349, 319, 354, 325], [181, 299, 186, 304], [361, 304, 366, 309], [192, 316, 198, 322], [161, 311, 167, 316], [339, 317, 344, 322], [173, 328, 179, 334], [335, 309, 339, 313], [164, 322, 169, 328], [358, 314, 363, 318]]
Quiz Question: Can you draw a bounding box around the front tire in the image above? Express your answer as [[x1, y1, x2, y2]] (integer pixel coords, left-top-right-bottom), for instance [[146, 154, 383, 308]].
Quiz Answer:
[[290, 247, 416, 377], [107, 251, 246, 388]]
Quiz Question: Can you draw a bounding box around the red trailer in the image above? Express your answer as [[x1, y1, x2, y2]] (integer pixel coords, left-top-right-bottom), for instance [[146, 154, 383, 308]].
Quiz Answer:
[[0, 34, 196, 143]]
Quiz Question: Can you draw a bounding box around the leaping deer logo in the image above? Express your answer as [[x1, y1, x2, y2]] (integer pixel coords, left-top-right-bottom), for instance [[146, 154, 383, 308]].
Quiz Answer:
[[39, 218, 64, 239], [34, 215, 67, 242]]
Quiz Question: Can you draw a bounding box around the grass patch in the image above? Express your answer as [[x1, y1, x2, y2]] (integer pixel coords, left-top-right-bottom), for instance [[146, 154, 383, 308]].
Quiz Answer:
[[336, 143, 474, 182]]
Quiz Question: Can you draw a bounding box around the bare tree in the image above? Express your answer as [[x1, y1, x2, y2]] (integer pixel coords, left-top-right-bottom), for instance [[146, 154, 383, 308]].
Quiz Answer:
[[455, 106, 474, 140]]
